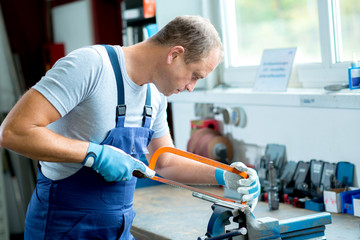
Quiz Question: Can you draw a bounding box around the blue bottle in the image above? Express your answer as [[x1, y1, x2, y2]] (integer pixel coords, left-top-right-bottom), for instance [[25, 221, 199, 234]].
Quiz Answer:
[[348, 52, 360, 89]]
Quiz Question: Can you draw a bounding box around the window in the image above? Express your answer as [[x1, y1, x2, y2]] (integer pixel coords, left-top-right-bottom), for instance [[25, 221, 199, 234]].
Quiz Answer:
[[333, 0, 360, 63], [229, 0, 320, 66], [219, 0, 359, 88]]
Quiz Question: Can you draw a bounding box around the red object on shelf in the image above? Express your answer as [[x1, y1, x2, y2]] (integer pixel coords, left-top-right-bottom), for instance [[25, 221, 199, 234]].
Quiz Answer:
[[143, 0, 156, 18], [284, 194, 289, 204], [264, 192, 268, 202], [293, 197, 300, 208], [190, 119, 219, 132]]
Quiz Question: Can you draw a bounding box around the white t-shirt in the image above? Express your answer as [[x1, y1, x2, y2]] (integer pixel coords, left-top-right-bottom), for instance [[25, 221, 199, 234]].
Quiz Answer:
[[33, 45, 169, 180]]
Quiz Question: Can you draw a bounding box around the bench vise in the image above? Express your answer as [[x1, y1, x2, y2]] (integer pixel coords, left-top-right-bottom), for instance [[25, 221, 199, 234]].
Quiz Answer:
[[194, 192, 332, 240]]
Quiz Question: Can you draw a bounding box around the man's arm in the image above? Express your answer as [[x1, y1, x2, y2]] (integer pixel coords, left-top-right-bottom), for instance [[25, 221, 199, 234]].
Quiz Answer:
[[146, 132, 218, 184], [0, 89, 88, 163]]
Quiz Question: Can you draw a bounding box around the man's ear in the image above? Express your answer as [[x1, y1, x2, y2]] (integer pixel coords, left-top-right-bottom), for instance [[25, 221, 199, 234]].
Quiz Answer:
[[166, 46, 185, 64]]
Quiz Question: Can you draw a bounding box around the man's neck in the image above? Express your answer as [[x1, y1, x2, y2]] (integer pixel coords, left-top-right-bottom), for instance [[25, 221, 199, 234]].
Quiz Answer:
[[122, 41, 164, 86]]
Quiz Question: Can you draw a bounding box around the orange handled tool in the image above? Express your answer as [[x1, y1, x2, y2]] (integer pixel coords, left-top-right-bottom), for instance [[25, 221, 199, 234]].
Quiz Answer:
[[149, 147, 248, 179], [147, 147, 248, 204]]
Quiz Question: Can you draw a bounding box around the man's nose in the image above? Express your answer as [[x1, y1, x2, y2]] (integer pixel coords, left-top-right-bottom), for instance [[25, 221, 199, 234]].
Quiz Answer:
[[186, 82, 196, 92]]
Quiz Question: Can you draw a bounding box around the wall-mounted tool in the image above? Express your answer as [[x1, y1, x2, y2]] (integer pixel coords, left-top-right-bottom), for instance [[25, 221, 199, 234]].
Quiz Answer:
[[195, 103, 217, 119], [213, 106, 247, 128], [231, 107, 247, 128], [187, 128, 233, 164], [194, 103, 247, 128], [219, 107, 231, 125]]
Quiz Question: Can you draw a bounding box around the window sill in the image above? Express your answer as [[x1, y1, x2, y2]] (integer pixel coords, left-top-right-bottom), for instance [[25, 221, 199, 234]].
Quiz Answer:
[[168, 87, 360, 109]]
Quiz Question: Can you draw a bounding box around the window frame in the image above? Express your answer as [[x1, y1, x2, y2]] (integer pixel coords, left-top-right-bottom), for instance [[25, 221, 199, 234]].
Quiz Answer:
[[218, 0, 349, 88]]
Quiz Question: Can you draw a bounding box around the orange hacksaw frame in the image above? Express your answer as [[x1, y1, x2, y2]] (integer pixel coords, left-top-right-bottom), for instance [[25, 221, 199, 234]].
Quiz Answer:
[[147, 147, 248, 204]]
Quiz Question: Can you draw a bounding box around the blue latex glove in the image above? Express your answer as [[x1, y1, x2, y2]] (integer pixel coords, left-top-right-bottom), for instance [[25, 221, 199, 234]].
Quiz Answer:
[[215, 162, 260, 210], [82, 142, 156, 182]]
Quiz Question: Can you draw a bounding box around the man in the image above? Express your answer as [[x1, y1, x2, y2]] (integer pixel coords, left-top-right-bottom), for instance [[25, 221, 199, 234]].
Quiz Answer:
[[0, 15, 260, 239]]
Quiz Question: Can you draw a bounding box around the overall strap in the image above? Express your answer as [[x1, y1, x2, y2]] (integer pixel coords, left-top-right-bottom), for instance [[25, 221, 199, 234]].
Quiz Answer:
[[143, 84, 152, 128], [103, 45, 126, 127], [103, 45, 152, 128]]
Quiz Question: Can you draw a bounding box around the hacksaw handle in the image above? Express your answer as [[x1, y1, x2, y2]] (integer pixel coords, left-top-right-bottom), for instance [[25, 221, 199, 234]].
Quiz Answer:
[[148, 147, 249, 179]]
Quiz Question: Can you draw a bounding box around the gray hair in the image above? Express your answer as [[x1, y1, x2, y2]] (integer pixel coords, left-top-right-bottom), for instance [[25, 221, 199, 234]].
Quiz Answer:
[[149, 15, 223, 64]]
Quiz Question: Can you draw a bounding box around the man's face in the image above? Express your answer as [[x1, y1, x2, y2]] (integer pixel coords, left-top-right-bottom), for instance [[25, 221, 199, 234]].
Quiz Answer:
[[157, 48, 220, 96]]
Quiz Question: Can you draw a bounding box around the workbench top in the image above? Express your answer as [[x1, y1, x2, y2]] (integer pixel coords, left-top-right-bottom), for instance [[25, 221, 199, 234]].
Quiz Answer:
[[132, 185, 360, 240]]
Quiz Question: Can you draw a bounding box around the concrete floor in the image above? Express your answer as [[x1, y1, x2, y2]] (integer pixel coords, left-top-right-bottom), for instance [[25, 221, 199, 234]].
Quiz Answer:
[[132, 185, 360, 240]]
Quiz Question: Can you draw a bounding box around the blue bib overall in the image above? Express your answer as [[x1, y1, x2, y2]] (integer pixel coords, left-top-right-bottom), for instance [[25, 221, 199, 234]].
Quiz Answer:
[[24, 45, 154, 240]]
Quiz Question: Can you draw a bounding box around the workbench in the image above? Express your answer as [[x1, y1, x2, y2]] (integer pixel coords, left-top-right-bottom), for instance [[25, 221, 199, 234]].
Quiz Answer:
[[132, 185, 360, 240]]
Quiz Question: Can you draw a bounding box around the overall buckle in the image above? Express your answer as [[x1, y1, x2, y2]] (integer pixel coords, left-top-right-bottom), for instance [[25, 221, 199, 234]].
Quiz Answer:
[[143, 105, 152, 117], [116, 105, 127, 116]]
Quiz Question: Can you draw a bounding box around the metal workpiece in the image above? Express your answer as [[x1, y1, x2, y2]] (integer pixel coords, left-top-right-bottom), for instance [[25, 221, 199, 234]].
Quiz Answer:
[[192, 192, 249, 212]]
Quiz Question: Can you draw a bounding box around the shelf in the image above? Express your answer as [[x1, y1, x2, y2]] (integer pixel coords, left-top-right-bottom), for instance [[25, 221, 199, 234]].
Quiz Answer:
[[126, 16, 156, 27], [122, 0, 157, 46], [168, 88, 360, 109]]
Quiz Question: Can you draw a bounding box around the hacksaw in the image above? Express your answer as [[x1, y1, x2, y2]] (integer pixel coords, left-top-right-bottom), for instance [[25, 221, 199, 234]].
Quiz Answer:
[[141, 147, 249, 205]]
